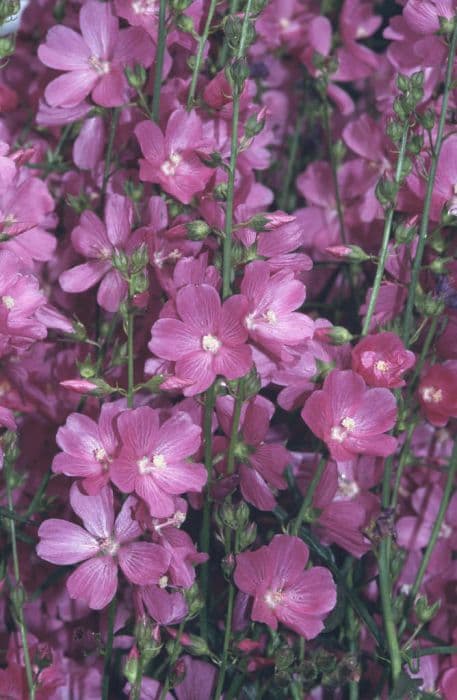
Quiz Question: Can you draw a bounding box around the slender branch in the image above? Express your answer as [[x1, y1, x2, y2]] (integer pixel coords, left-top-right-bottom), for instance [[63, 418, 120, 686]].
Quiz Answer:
[[218, 0, 240, 68], [361, 123, 410, 335], [199, 381, 217, 639], [402, 23, 457, 344], [292, 456, 326, 536], [101, 597, 117, 700], [187, 0, 218, 109], [101, 107, 120, 205], [278, 103, 305, 212], [323, 97, 346, 244], [378, 537, 402, 685], [151, 0, 167, 121], [5, 448, 35, 700]]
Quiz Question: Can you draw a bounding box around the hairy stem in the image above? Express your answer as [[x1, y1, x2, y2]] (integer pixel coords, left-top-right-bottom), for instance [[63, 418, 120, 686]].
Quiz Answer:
[[361, 123, 409, 335], [151, 0, 167, 121], [402, 23, 457, 344], [187, 0, 218, 109]]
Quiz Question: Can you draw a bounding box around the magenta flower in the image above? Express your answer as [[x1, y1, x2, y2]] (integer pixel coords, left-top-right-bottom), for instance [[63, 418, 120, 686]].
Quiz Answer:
[[149, 284, 252, 396], [37, 484, 170, 609], [418, 362, 457, 426], [52, 402, 125, 495], [215, 395, 289, 511], [301, 370, 398, 460], [240, 261, 313, 362], [38, 0, 154, 108], [234, 535, 337, 638], [59, 194, 139, 312], [352, 331, 416, 388], [110, 407, 207, 517], [135, 109, 214, 205]]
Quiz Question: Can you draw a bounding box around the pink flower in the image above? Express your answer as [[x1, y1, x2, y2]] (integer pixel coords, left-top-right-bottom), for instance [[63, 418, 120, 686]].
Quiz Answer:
[[234, 535, 337, 638], [215, 395, 289, 511], [110, 407, 207, 517], [135, 110, 214, 205], [52, 402, 125, 494], [149, 284, 252, 396], [59, 194, 141, 312], [418, 362, 457, 426], [404, 0, 455, 35], [301, 370, 398, 460], [38, 0, 154, 108], [352, 332, 416, 388], [37, 484, 170, 609], [240, 261, 313, 362]]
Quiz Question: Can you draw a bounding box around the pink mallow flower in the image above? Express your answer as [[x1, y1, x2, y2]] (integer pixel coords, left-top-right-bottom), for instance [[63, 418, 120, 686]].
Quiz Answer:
[[234, 535, 337, 638], [52, 402, 125, 495], [135, 109, 214, 205], [38, 0, 154, 108], [240, 261, 313, 362], [418, 362, 457, 426], [301, 370, 397, 461], [110, 407, 207, 517], [351, 331, 415, 388], [59, 194, 140, 312], [149, 284, 252, 396], [37, 484, 170, 610]]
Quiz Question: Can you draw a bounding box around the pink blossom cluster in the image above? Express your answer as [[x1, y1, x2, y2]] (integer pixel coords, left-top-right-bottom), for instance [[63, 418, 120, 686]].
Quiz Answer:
[[0, 0, 457, 698]]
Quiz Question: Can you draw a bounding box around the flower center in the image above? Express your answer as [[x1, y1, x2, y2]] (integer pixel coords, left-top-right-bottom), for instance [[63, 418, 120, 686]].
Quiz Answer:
[[264, 589, 283, 608], [341, 417, 356, 430], [279, 17, 290, 29], [137, 454, 167, 474], [2, 295, 14, 310], [88, 56, 110, 75], [439, 521, 452, 539], [99, 536, 119, 557], [160, 152, 182, 177], [337, 475, 360, 499], [330, 416, 356, 443], [158, 575, 169, 588], [132, 0, 157, 14], [202, 334, 221, 353], [244, 312, 256, 330], [420, 386, 443, 403], [263, 309, 277, 324], [374, 360, 389, 372]]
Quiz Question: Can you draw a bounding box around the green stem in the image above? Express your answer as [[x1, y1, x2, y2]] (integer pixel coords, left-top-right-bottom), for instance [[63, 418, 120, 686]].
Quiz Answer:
[[412, 645, 457, 658], [402, 23, 457, 344], [226, 389, 243, 475], [101, 597, 117, 700], [101, 107, 120, 205], [158, 621, 186, 700], [361, 123, 409, 336], [151, 0, 167, 121], [278, 104, 305, 212], [5, 453, 35, 700], [292, 456, 326, 536], [390, 422, 415, 511], [378, 537, 402, 685], [127, 305, 135, 409], [199, 382, 217, 639], [323, 97, 346, 244], [222, 0, 254, 299], [409, 436, 457, 602], [214, 530, 238, 700], [218, 0, 240, 68], [187, 0, 218, 109]]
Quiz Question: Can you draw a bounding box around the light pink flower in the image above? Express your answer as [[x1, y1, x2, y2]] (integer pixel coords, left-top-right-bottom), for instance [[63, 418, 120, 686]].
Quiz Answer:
[[240, 261, 313, 362], [301, 370, 398, 460], [52, 402, 125, 494], [110, 407, 207, 517], [37, 484, 170, 609], [352, 331, 416, 388], [149, 284, 252, 396], [234, 535, 337, 638], [59, 194, 141, 312], [38, 0, 154, 108], [135, 110, 214, 205]]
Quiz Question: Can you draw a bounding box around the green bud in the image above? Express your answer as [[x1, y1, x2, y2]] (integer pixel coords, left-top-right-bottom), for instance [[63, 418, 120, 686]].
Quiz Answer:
[[332, 139, 346, 166], [124, 179, 144, 202], [176, 14, 195, 34], [170, 0, 193, 11], [420, 108, 436, 130], [234, 501, 250, 529], [70, 320, 88, 342], [415, 594, 441, 623], [186, 220, 211, 241], [386, 119, 403, 143], [411, 70, 424, 88], [416, 292, 445, 317], [10, 582, 26, 613], [400, 155, 413, 181], [184, 633, 211, 657], [429, 229, 446, 254], [66, 192, 92, 214], [227, 58, 249, 96], [242, 366, 262, 399], [238, 522, 257, 550], [430, 257, 452, 274], [395, 221, 417, 245], [407, 134, 423, 155], [52, 0, 66, 21], [314, 324, 353, 345], [0, 0, 19, 21], [439, 15, 456, 35], [131, 244, 149, 273], [125, 64, 147, 89], [250, 0, 269, 15], [112, 250, 129, 274], [220, 501, 237, 529], [275, 647, 295, 672], [375, 177, 399, 207], [130, 271, 149, 295], [393, 96, 408, 122], [410, 85, 424, 104], [78, 357, 97, 379], [123, 650, 140, 684], [244, 112, 265, 139], [223, 15, 243, 51], [141, 375, 165, 393], [221, 553, 235, 578], [184, 583, 204, 619], [214, 182, 228, 201], [202, 151, 224, 168], [396, 73, 409, 93]]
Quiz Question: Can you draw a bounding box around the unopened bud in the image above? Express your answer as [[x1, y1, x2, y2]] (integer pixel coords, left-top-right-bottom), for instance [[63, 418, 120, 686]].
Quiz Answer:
[[415, 594, 441, 623], [123, 647, 140, 684], [325, 244, 370, 262], [238, 522, 257, 550], [186, 220, 211, 241], [314, 325, 353, 345], [125, 64, 147, 89], [176, 14, 195, 34]]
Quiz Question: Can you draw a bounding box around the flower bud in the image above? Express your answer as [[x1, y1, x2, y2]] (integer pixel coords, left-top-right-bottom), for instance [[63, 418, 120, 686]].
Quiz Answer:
[[221, 553, 235, 578], [112, 250, 129, 274], [420, 108, 435, 130], [238, 522, 257, 550], [396, 73, 409, 93], [244, 109, 266, 139], [184, 583, 204, 619], [131, 244, 149, 273], [130, 271, 149, 295], [415, 594, 441, 623], [439, 15, 456, 35], [186, 220, 211, 241], [124, 179, 144, 202], [125, 64, 147, 89], [325, 244, 370, 262], [170, 0, 193, 10], [182, 633, 211, 657], [416, 292, 445, 317], [176, 14, 195, 34], [375, 177, 398, 207], [123, 646, 140, 684], [314, 325, 353, 345], [227, 58, 250, 96], [214, 182, 228, 201]]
